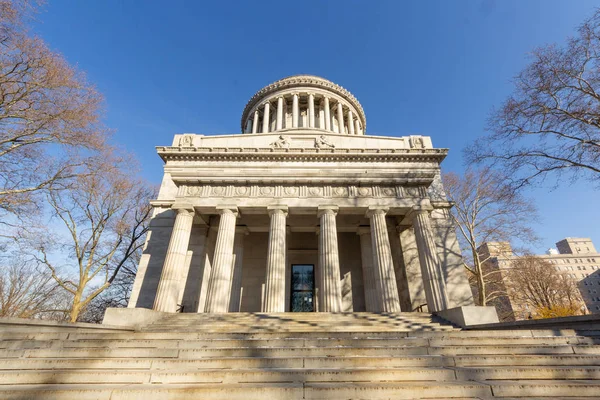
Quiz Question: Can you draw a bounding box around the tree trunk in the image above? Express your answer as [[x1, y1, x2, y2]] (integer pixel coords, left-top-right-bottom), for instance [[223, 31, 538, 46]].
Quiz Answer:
[[70, 290, 83, 323]]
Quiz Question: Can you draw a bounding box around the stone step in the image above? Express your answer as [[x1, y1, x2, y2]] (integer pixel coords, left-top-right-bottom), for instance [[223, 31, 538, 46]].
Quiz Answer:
[[4, 366, 600, 385], [140, 326, 456, 333], [2, 382, 599, 400], [1, 328, 594, 341], [2, 335, 598, 350], [486, 380, 600, 397], [2, 343, 596, 359], [0, 383, 304, 400], [303, 381, 600, 399], [3, 354, 600, 371], [0, 367, 458, 384]]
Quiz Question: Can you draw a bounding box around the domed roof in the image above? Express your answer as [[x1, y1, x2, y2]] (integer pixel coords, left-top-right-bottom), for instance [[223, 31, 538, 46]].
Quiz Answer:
[[240, 75, 366, 133]]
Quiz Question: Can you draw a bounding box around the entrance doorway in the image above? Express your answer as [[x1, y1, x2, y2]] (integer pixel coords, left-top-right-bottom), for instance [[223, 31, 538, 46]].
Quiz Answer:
[[290, 264, 315, 312]]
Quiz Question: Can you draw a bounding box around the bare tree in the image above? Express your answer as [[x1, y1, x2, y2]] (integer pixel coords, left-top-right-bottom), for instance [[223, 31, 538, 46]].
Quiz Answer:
[[0, 0, 105, 221], [0, 259, 67, 319], [31, 154, 154, 322], [506, 256, 585, 318], [77, 249, 139, 323], [467, 10, 600, 189], [443, 168, 538, 307]]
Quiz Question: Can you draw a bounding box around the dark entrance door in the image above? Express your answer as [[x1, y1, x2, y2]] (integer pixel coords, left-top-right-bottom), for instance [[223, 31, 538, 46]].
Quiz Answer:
[[290, 264, 315, 312]]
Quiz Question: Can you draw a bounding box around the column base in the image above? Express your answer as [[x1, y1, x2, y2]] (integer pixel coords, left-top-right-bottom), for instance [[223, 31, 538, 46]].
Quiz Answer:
[[435, 306, 499, 328]]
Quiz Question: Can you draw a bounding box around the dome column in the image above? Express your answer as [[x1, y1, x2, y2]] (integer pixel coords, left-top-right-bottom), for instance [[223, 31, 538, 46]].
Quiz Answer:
[[292, 93, 299, 128], [262, 102, 270, 133], [308, 93, 315, 128], [252, 110, 259, 134], [324, 97, 331, 131], [355, 119, 361, 136], [337, 102, 344, 134], [276, 97, 284, 131], [348, 110, 355, 135]]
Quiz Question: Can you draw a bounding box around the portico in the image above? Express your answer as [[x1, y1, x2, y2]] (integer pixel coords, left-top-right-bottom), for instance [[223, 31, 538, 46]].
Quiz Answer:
[[127, 75, 476, 316]]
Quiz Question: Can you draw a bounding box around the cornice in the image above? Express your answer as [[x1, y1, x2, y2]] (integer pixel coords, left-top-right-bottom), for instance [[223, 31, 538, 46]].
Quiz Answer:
[[241, 75, 366, 132], [157, 146, 448, 163]]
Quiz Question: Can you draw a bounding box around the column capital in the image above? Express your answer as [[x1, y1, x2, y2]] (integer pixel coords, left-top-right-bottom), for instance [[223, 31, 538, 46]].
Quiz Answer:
[[403, 202, 434, 223], [216, 205, 239, 217], [317, 205, 339, 217], [267, 204, 288, 216], [171, 203, 195, 214], [366, 206, 389, 218]]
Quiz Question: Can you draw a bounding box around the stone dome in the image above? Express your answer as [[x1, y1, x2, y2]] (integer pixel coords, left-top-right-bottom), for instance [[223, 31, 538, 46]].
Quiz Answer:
[[240, 75, 366, 135]]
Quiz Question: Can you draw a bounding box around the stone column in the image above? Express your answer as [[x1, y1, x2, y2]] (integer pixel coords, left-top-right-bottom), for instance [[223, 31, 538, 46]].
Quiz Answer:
[[263, 205, 288, 312], [358, 227, 379, 312], [318, 206, 342, 312], [276, 97, 283, 131], [410, 207, 450, 312], [252, 110, 259, 134], [347, 110, 355, 135], [318, 101, 325, 129], [308, 93, 315, 128], [262, 102, 270, 133], [324, 97, 331, 131], [204, 206, 238, 313], [355, 119, 361, 135], [366, 207, 401, 312], [292, 93, 299, 128], [153, 205, 195, 313], [337, 102, 344, 134], [228, 227, 248, 312]]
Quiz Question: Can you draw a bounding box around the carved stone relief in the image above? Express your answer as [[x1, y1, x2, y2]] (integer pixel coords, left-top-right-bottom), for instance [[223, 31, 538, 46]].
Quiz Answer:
[[177, 184, 428, 199], [178, 134, 195, 147]]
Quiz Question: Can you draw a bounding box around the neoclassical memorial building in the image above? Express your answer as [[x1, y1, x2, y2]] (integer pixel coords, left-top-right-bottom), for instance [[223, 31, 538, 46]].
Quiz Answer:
[[127, 75, 477, 317]]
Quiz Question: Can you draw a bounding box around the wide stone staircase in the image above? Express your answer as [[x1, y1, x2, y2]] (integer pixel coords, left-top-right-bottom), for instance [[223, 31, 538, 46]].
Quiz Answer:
[[0, 312, 600, 399]]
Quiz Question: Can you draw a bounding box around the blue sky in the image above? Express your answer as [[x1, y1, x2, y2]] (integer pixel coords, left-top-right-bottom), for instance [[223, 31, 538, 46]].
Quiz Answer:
[[32, 0, 599, 253]]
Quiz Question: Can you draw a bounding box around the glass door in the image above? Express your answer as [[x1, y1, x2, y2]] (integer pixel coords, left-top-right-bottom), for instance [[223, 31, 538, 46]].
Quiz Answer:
[[290, 264, 315, 312]]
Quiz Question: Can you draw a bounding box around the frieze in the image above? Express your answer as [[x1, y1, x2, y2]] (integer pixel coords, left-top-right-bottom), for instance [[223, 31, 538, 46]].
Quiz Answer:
[[177, 184, 427, 199]]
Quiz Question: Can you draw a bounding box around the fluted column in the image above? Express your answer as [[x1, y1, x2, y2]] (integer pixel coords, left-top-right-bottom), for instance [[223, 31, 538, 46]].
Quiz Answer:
[[292, 93, 299, 128], [347, 110, 355, 135], [410, 207, 450, 312], [324, 97, 331, 131], [358, 227, 379, 312], [276, 97, 283, 131], [308, 93, 315, 128], [229, 227, 248, 312], [318, 206, 342, 312], [337, 102, 344, 134], [366, 207, 401, 312], [354, 119, 361, 136], [262, 102, 270, 133], [252, 110, 259, 134], [263, 205, 288, 312], [153, 205, 195, 312], [205, 206, 238, 313]]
